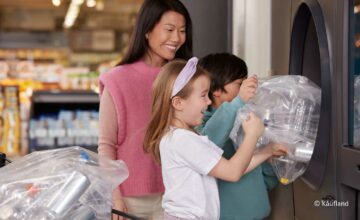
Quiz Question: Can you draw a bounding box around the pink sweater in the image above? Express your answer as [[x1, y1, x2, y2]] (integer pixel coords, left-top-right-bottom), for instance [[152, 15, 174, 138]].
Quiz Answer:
[[98, 60, 164, 197]]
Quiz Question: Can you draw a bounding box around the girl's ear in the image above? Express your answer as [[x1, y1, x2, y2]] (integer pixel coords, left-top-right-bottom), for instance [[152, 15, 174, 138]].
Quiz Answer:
[[171, 96, 184, 111], [213, 89, 222, 98]]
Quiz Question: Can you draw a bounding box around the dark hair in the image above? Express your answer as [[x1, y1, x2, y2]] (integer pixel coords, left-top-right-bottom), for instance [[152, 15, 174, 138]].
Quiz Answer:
[[119, 0, 193, 65], [199, 53, 248, 102]]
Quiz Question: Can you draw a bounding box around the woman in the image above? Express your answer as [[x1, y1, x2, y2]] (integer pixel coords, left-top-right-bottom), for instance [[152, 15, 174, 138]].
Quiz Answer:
[[98, 0, 193, 219]]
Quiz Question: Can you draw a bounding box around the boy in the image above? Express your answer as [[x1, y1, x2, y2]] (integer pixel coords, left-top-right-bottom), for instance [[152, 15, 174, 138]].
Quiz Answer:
[[197, 53, 278, 220]]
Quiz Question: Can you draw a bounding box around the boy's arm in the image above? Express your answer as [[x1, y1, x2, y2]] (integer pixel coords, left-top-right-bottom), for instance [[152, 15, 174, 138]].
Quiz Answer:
[[197, 97, 244, 148], [262, 162, 279, 190]]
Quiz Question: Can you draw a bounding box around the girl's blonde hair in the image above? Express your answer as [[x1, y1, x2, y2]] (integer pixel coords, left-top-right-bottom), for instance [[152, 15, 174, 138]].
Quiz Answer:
[[144, 59, 208, 163]]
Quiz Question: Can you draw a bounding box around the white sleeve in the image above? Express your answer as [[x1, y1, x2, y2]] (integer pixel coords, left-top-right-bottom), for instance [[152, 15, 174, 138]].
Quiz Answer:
[[174, 132, 223, 175]]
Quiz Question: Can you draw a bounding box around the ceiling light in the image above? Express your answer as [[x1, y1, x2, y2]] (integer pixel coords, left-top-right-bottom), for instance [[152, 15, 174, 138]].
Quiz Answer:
[[63, 0, 84, 29], [96, 0, 104, 11], [74, 0, 85, 4], [52, 0, 61, 7], [87, 0, 96, 8]]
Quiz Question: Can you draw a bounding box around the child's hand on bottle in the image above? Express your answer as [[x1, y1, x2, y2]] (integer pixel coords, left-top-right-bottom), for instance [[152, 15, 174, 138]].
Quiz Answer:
[[256, 142, 288, 163], [242, 112, 264, 139], [238, 75, 258, 102], [266, 142, 288, 156]]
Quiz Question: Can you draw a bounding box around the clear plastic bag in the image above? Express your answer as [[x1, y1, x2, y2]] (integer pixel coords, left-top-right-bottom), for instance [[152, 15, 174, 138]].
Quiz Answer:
[[0, 146, 129, 220], [230, 75, 321, 184]]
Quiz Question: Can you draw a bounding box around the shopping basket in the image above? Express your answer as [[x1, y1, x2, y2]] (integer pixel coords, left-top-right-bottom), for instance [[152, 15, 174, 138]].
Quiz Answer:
[[111, 209, 145, 220]]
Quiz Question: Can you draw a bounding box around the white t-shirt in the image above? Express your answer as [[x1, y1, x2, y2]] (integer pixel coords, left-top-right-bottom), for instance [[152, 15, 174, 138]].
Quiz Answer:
[[160, 128, 223, 219]]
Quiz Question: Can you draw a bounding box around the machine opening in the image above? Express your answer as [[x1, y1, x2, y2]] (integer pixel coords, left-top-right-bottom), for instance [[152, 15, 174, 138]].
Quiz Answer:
[[289, 2, 331, 190]]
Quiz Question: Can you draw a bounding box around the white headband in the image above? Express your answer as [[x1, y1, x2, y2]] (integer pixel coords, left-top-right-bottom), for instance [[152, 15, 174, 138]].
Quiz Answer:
[[171, 57, 198, 97]]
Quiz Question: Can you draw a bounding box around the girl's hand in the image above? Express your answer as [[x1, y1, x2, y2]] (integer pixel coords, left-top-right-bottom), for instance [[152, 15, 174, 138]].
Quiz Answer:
[[242, 112, 264, 139], [238, 75, 258, 102], [112, 199, 128, 220]]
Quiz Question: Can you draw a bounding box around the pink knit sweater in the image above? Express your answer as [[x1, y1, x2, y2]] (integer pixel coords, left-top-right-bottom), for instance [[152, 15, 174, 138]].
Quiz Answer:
[[98, 60, 164, 197]]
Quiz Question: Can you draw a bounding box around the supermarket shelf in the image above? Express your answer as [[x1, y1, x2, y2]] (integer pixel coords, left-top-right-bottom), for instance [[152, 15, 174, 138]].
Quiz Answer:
[[32, 90, 99, 103]]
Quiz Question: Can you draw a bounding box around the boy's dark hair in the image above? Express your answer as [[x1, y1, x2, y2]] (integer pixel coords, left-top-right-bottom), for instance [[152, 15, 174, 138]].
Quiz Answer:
[[118, 0, 193, 65], [198, 53, 248, 102]]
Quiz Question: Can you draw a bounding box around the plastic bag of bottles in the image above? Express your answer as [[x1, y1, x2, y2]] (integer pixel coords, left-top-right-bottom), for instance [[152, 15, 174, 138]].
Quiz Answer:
[[0, 146, 129, 220], [230, 75, 321, 184]]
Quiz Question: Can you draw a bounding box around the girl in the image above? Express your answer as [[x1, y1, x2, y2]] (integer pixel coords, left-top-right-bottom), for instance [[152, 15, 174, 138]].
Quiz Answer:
[[98, 0, 193, 219], [144, 57, 286, 219]]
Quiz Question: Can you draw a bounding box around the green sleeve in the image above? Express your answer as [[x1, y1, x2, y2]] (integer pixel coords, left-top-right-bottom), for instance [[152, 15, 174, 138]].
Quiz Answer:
[[262, 162, 279, 190], [197, 97, 244, 148]]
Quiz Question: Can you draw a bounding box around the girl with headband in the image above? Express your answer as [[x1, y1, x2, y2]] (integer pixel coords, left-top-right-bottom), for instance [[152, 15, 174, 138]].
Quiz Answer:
[[98, 0, 193, 219], [144, 57, 286, 219]]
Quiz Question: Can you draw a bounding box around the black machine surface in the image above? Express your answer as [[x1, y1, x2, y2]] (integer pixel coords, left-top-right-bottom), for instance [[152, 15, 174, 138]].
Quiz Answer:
[[270, 0, 360, 219]]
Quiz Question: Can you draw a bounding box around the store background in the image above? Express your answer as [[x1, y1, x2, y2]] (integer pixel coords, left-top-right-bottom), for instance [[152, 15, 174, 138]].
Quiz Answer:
[[1, 0, 359, 219], [0, 0, 143, 155], [0, 0, 274, 156]]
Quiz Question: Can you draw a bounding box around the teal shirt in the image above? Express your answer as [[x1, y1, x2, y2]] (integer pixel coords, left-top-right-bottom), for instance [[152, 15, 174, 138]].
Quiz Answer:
[[196, 97, 278, 220]]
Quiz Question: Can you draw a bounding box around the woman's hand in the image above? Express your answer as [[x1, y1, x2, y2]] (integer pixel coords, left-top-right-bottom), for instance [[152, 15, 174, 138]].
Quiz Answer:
[[112, 199, 128, 220]]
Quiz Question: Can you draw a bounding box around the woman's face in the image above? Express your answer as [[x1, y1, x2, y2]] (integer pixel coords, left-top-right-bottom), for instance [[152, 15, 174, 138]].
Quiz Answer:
[[146, 11, 186, 67]]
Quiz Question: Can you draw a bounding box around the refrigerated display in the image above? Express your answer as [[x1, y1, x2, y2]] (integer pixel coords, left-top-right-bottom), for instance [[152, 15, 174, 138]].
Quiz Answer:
[[29, 90, 99, 153]]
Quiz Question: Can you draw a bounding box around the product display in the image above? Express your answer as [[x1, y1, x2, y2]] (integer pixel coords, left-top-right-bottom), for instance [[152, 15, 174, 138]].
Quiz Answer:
[[29, 110, 99, 152], [0, 146, 129, 219], [230, 75, 321, 184], [0, 61, 9, 79], [0, 86, 21, 156]]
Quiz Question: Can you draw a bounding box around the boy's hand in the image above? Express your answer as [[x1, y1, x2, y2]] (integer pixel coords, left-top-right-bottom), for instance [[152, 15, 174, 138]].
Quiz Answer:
[[256, 142, 288, 163], [267, 142, 288, 156], [238, 75, 258, 102]]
